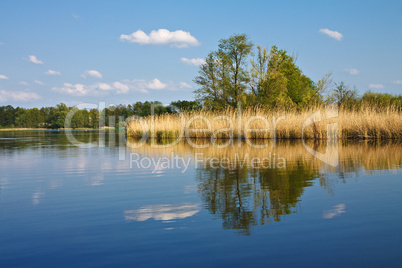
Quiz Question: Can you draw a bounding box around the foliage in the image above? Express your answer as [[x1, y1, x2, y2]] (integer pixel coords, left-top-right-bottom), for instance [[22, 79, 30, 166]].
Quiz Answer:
[[361, 91, 402, 111], [327, 82, 358, 109], [194, 34, 253, 109], [252, 45, 318, 109], [195, 35, 319, 110], [194, 53, 225, 110], [170, 100, 201, 111]]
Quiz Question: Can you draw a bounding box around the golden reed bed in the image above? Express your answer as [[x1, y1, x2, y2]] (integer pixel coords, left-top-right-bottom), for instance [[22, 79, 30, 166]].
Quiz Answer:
[[126, 107, 401, 140]]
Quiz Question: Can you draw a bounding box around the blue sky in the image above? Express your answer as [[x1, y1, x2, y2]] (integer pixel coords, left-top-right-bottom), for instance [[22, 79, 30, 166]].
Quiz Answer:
[[0, 0, 401, 108]]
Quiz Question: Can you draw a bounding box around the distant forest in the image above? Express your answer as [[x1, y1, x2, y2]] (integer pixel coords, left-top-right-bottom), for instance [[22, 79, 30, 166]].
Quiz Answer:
[[0, 100, 200, 129]]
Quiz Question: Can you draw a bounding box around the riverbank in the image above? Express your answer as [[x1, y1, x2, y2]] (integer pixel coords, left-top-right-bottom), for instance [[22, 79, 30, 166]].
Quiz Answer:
[[126, 107, 401, 140], [0, 128, 49, 131], [0, 127, 116, 132]]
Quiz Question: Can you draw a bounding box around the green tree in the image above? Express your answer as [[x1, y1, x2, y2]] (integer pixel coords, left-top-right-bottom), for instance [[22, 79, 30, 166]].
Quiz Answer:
[[250, 46, 320, 109], [170, 100, 201, 111], [218, 34, 253, 107], [132, 101, 143, 115], [14, 109, 28, 127], [71, 109, 90, 128], [194, 52, 226, 109], [250, 45, 317, 109], [330, 82, 358, 108], [51, 103, 69, 128], [195, 34, 253, 109], [14, 108, 44, 128], [89, 108, 100, 128], [361, 91, 402, 111], [0, 105, 17, 127], [250, 45, 269, 98], [315, 72, 333, 104]]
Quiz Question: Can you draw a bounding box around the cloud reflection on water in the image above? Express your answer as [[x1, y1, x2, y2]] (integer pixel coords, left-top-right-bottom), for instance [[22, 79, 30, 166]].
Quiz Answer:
[[124, 203, 200, 222], [323, 204, 346, 219]]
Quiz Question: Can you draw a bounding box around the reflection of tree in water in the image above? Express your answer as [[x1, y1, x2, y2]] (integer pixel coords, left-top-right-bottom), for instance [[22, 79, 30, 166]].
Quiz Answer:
[[196, 140, 401, 235], [196, 160, 316, 235]]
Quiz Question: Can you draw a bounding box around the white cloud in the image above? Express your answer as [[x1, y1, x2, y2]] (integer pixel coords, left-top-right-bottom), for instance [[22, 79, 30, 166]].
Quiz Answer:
[[112, 81, 130, 94], [97, 83, 113, 91], [180, 57, 205, 66], [0, 75, 8, 80], [120, 29, 200, 48], [179, 82, 192, 89], [72, 13, 80, 19], [53, 78, 172, 96], [53, 83, 88, 96], [147, 78, 166, 90], [81, 70, 102, 79], [28, 55, 43, 64], [369, 83, 384, 89], [0, 42, 4, 45], [45, 69, 61, 75], [323, 204, 346, 219], [34, 80, 44, 85], [319, 28, 343, 41], [120, 79, 166, 93], [344, 68, 359, 75], [19, 81, 29, 86], [0, 90, 41, 102], [392, 80, 402, 84]]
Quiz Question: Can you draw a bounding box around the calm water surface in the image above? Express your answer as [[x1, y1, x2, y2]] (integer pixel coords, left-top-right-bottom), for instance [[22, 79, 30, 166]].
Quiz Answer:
[[0, 131, 401, 267]]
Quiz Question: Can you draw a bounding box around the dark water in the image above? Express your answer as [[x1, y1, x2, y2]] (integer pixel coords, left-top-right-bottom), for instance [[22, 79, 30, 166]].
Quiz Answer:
[[0, 130, 401, 267]]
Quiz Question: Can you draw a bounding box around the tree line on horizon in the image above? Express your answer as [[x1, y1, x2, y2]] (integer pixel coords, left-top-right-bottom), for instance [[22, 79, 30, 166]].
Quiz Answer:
[[0, 100, 200, 129]]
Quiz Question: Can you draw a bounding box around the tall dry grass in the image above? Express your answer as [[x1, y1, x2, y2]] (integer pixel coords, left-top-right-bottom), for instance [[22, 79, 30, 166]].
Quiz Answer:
[[126, 106, 401, 140]]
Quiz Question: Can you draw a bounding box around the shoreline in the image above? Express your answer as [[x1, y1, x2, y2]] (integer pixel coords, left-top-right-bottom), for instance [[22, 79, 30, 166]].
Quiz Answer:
[[0, 127, 115, 132], [126, 134, 402, 140]]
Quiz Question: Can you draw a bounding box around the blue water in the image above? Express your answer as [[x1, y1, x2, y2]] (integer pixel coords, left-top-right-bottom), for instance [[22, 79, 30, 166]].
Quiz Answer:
[[0, 131, 401, 267]]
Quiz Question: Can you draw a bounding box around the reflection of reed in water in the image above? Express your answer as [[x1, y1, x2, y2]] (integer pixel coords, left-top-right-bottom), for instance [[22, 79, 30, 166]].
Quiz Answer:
[[128, 139, 401, 235], [127, 138, 401, 173]]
